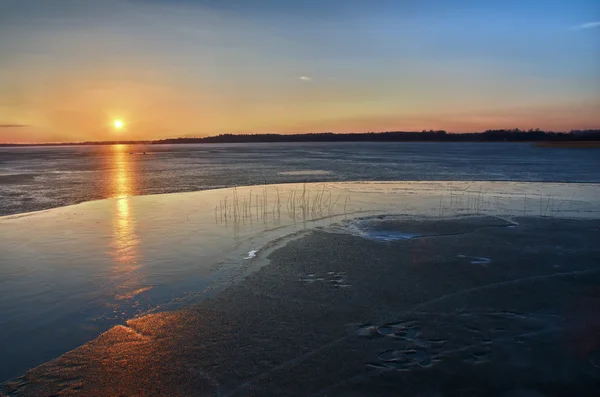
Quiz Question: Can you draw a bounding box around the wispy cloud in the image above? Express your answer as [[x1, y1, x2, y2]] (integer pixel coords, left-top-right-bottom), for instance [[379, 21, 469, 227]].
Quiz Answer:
[[299, 76, 312, 81], [0, 124, 28, 128], [571, 21, 600, 30]]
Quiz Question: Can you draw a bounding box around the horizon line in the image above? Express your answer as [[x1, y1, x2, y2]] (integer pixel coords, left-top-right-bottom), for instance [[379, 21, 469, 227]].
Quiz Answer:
[[2, 129, 600, 146]]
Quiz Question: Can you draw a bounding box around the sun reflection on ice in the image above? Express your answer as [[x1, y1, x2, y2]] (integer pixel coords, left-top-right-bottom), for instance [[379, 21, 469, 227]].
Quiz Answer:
[[114, 197, 139, 266], [107, 145, 149, 316], [111, 145, 139, 265], [112, 144, 135, 199]]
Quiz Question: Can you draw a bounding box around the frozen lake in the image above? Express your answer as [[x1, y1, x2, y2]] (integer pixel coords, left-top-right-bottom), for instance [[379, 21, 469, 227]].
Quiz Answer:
[[1, 142, 600, 385], [1, 181, 600, 382], [1, 142, 600, 216]]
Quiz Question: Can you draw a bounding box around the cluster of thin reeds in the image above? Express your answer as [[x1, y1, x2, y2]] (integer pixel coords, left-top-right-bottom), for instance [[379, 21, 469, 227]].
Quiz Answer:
[[213, 184, 578, 225], [215, 183, 350, 225], [439, 186, 488, 216], [436, 186, 576, 218]]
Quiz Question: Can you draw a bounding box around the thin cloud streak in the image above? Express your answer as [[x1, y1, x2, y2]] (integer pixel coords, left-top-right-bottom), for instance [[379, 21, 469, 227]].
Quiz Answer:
[[299, 76, 312, 81], [0, 124, 28, 128], [571, 21, 600, 29]]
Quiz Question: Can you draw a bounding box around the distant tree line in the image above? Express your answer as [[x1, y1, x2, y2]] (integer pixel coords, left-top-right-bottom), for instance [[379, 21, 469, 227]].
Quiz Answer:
[[1, 129, 599, 147], [153, 129, 600, 144]]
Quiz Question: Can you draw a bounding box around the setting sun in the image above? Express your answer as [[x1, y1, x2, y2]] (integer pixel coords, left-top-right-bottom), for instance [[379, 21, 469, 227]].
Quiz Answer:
[[114, 120, 124, 130]]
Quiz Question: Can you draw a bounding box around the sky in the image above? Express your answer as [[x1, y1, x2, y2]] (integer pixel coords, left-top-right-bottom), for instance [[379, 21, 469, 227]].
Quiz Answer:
[[0, 0, 598, 143]]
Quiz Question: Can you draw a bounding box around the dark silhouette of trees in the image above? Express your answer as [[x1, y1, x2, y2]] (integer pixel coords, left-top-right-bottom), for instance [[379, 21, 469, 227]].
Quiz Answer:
[[152, 129, 599, 145], [1, 129, 598, 147]]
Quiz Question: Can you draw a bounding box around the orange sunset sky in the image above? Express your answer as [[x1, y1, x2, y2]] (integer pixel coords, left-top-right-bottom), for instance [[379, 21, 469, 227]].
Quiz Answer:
[[0, 0, 598, 143]]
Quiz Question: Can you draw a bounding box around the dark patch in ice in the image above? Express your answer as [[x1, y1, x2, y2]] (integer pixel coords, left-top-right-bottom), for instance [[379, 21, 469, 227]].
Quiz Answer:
[[360, 230, 421, 241], [341, 215, 514, 242], [339, 217, 424, 241]]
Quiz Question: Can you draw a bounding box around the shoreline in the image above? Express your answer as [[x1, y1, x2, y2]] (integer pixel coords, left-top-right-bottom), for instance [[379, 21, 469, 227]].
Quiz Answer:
[[3, 179, 600, 220]]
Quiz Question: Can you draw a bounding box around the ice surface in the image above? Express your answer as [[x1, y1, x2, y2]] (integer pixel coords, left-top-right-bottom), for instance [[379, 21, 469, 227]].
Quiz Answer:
[[4, 142, 599, 217], [3, 211, 600, 396], [1, 181, 599, 382]]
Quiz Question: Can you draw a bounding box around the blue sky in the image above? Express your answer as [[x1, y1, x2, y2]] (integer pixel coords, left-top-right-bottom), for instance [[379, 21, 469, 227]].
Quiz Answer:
[[0, 0, 598, 142]]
